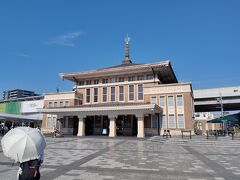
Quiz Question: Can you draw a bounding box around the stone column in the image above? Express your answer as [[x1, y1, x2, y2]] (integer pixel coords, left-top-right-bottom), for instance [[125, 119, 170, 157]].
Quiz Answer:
[[109, 115, 117, 137], [136, 113, 145, 138], [77, 115, 85, 136]]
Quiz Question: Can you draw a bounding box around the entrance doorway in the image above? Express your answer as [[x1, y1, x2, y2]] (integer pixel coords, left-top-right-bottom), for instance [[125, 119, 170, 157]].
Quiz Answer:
[[116, 115, 137, 136], [102, 116, 109, 135], [85, 116, 94, 135], [116, 116, 124, 136], [132, 116, 138, 136], [72, 116, 79, 135]]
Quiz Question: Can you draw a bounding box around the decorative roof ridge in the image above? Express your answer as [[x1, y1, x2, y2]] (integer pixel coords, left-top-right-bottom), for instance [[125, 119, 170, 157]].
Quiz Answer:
[[59, 60, 170, 78]]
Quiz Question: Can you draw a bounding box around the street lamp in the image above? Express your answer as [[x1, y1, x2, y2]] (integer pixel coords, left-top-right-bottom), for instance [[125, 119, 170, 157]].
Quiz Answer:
[[217, 93, 228, 136]]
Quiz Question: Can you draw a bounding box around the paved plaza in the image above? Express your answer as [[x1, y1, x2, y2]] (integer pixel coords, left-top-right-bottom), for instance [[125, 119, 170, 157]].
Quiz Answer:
[[0, 136, 240, 180]]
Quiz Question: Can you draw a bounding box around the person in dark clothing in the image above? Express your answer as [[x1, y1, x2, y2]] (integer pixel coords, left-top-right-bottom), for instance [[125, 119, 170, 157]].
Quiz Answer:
[[18, 159, 41, 180]]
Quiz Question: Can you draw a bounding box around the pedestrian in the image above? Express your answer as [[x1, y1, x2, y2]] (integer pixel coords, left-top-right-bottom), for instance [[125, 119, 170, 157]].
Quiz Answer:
[[52, 126, 56, 138], [18, 159, 41, 180]]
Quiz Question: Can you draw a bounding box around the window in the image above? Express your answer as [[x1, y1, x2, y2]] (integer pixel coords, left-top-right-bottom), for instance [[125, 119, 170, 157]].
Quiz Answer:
[[138, 84, 143, 100], [46, 115, 57, 128], [46, 116, 52, 128], [78, 81, 84, 86], [151, 114, 158, 128], [118, 77, 125, 82], [168, 96, 174, 106], [102, 87, 107, 102], [177, 95, 183, 106], [146, 74, 154, 80], [169, 114, 175, 128], [128, 76, 135, 81], [178, 114, 185, 128], [111, 87, 115, 102], [63, 117, 68, 128], [54, 102, 58, 107], [60, 102, 64, 107], [93, 80, 99, 84], [86, 89, 90, 103], [137, 75, 144, 80], [160, 96, 165, 107], [86, 80, 91, 85], [102, 79, 108, 84], [94, 88, 98, 102], [65, 101, 69, 106], [110, 78, 117, 83], [151, 96, 157, 104], [119, 86, 124, 101], [161, 115, 167, 128], [48, 102, 53, 108], [129, 85, 134, 101]]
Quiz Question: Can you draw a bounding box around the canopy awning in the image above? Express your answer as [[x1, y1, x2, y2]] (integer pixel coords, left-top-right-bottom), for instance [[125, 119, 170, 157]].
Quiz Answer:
[[207, 116, 239, 123], [38, 103, 162, 117]]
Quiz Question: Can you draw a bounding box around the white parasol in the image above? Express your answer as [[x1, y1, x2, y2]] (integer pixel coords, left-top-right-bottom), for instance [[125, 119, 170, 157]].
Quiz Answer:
[[1, 127, 46, 163]]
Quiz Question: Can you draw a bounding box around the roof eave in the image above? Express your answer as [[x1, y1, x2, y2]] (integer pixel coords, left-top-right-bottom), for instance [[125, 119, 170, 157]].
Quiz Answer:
[[59, 60, 178, 83]]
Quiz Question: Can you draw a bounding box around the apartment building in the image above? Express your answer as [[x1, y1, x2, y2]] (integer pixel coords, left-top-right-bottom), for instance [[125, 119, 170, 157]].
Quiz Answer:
[[3, 89, 38, 100]]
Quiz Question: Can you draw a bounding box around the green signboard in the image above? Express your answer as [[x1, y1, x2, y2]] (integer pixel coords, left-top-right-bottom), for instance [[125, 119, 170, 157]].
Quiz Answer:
[[0, 103, 6, 112], [0, 102, 21, 114]]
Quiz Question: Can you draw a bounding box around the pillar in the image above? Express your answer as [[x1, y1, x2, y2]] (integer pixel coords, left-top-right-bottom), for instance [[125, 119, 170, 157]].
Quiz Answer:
[[109, 115, 117, 137], [136, 114, 145, 138], [77, 115, 85, 136]]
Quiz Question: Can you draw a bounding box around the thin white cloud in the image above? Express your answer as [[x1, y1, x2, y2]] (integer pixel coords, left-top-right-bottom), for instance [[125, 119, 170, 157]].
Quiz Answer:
[[16, 53, 31, 58], [46, 32, 82, 47]]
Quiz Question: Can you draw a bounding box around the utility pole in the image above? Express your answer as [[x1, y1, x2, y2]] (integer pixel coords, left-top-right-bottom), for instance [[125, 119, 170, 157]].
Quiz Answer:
[[220, 93, 224, 117]]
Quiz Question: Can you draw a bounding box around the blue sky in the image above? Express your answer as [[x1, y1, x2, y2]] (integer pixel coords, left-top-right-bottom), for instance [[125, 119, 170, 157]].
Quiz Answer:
[[0, 0, 240, 96]]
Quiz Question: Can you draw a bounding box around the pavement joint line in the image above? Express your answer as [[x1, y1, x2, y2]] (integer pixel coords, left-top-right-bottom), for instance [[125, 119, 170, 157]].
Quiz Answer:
[[0, 162, 16, 166], [75, 166, 218, 178], [46, 138, 80, 145], [46, 147, 192, 154], [40, 165, 219, 179], [182, 146, 240, 180], [41, 140, 125, 180]]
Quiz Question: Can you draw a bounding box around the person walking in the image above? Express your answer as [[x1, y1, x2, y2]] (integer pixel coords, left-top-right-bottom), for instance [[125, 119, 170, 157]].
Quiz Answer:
[[17, 159, 40, 180], [18, 151, 44, 180]]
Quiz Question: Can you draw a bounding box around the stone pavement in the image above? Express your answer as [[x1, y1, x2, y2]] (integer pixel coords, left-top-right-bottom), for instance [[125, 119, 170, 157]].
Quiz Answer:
[[0, 136, 240, 180]]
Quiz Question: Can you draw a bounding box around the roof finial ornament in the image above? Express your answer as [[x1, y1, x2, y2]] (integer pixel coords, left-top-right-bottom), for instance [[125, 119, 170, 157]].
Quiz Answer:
[[122, 34, 132, 65], [125, 33, 130, 45]]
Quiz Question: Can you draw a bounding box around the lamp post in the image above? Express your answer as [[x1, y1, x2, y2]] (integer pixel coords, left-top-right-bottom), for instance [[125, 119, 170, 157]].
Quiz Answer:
[[217, 93, 227, 136]]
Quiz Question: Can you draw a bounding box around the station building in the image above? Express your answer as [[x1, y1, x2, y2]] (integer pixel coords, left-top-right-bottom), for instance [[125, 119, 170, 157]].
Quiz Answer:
[[39, 37, 194, 138]]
